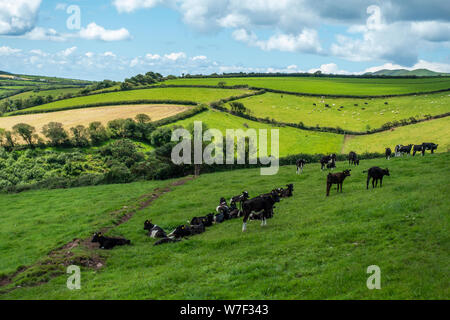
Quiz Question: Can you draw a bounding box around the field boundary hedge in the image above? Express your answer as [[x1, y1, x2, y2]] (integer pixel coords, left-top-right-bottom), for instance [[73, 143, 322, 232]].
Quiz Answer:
[[210, 102, 450, 136], [6, 100, 199, 116]]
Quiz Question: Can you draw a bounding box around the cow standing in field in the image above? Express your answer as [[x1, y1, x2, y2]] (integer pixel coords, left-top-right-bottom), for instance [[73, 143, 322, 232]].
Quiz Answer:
[[422, 142, 438, 154], [230, 191, 249, 214], [326, 169, 351, 196], [364, 167, 390, 189], [348, 151, 359, 166], [399, 144, 413, 156], [394, 145, 403, 157], [412, 144, 424, 156], [385, 148, 392, 160], [296, 159, 307, 174], [321, 154, 337, 170], [242, 190, 280, 232]]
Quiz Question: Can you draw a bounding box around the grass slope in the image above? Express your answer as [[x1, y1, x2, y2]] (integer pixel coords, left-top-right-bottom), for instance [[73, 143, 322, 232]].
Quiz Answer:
[[165, 109, 344, 157], [233, 92, 450, 132], [163, 77, 450, 96], [342, 117, 450, 154], [1, 153, 448, 299], [1, 87, 83, 102], [7, 87, 252, 114]]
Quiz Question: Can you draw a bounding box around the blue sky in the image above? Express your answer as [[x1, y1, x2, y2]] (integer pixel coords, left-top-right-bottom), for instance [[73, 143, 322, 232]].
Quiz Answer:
[[0, 0, 449, 80]]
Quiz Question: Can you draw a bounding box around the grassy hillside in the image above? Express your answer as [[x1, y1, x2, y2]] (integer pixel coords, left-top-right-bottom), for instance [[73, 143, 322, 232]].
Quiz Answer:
[[342, 117, 450, 154], [7, 87, 253, 115], [163, 77, 450, 96], [1, 153, 448, 299], [1, 87, 83, 102], [365, 69, 450, 77], [232, 92, 450, 132], [165, 109, 344, 157]]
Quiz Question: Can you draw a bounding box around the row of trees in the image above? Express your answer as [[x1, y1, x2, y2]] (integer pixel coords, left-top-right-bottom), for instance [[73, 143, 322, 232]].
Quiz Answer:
[[121, 72, 164, 90]]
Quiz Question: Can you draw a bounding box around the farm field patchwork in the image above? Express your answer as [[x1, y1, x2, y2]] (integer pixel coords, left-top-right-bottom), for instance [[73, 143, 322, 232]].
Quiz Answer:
[[8, 87, 253, 114], [1, 154, 448, 299], [163, 77, 450, 96], [1, 87, 83, 102], [232, 92, 450, 132], [165, 109, 344, 157], [341, 116, 450, 154], [0, 104, 190, 139]]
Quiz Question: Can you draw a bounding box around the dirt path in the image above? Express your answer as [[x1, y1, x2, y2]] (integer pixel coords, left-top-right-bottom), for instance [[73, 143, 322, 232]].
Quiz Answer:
[[340, 134, 355, 154], [0, 176, 193, 293]]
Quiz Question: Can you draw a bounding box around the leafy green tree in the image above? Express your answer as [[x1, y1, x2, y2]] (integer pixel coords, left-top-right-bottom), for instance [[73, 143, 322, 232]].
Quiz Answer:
[[70, 125, 90, 147], [12, 123, 37, 147], [150, 127, 172, 147], [135, 113, 151, 124], [88, 122, 109, 145], [42, 122, 69, 146]]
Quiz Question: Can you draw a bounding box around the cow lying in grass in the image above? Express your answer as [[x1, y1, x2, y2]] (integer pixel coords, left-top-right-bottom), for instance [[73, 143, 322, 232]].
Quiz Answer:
[[168, 225, 192, 238], [242, 190, 280, 232], [144, 220, 166, 238], [190, 213, 214, 227], [281, 184, 294, 197], [326, 169, 351, 196], [154, 237, 180, 246], [91, 232, 131, 249], [364, 167, 390, 189]]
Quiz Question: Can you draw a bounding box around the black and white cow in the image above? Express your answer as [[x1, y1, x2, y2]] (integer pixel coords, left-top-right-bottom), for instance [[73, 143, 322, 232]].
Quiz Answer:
[[230, 191, 249, 212], [364, 167, 390, 189], [321, 154, 337, 170], [422, 142, 438, 154], [168, 225, 191, 238], [216, 197, 231, 220], [242, 190, 280, 232], [394, 145, 403, 157], [398, 144, 413, 156], [296, 159, 307, 174], [385, 148, 392, 160], [326, 159, 336, 170], [412, 144, 424, 156], [190, 213, 214, 227], [144, 220, 167, 238], [348, 151, 359, 166]]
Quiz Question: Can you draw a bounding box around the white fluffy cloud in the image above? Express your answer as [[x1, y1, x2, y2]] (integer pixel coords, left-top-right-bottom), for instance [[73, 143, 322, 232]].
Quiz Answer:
[[79, 23, 131, 41], [164, 52, 186, 61], [113, 0, 163, 13], [0, 0, 41, 35], [0, 46, 21, 55]]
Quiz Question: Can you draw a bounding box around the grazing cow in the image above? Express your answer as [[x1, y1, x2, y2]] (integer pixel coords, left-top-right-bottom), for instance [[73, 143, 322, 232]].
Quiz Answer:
[[154, 237, 180, 246], [296, 159, 307, 174], [385, 148, 392, 160], [364, 167, 390, 189], [412, 144, 424, 156], [394, 144, 403, 157], [168, 225, 191, 238], [326, 169, 351, 196], [144, 220, 166, 238], [320, 154, 337, 170], [242, 190, 280, 232], [190, 223, 205, 235], [91, 232, 131, 250], [398, 144, 413, 156], [230, 191, 249, 211], [422, 142, 438, 154], [190, 213, 214, 227], [348, 151, 359, 166]]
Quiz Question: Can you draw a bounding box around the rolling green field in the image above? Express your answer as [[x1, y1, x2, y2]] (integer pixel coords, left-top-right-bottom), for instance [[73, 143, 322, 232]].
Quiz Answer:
[[163, 77, 450, 96], [165, 109, 344, 157], [1, 154, 448, 299], [7, 87, 253, 115], [342, 117, 450, 154], [232, 92, 450, 132], [1, 87, 83, 102]]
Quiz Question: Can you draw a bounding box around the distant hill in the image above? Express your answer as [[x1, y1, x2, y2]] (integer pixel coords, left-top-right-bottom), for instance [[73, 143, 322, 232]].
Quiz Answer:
[[0, 70, 11, 75], [364, 68, 450, 77]]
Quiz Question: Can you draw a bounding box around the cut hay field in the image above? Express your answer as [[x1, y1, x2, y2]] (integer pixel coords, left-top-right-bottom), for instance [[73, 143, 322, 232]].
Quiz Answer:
[[1, 154, 448, 299], [342, 117, 450, 154], [232, 92, 450, 132], [163, 77, 450, 96], [0, 104, 190, 137], [7, 87, 253, 115], [165, 109, 344, 157]]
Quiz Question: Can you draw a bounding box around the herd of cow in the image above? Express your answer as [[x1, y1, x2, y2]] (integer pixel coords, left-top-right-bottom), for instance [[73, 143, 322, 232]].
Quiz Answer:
[[91, 141, 438, 249], [91, 184, 294, 249]]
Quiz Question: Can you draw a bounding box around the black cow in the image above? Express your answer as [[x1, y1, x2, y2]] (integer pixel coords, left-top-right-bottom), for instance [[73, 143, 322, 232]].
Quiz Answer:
[[348, 151, 360, 166], [91, 232, 131, 250], [190, 213, 214, 227], [242, 190, 280, 232], [168, 225, 191, 238], [190, 223, 205, 235], [399, 144, 413, 156], [412, 144, 424, 156], [144, 220, 167, 238], [214, 212, 225, 223], [422, 142, 438, 154], [321, 154, 337, 170], [385, 148, 392, 160], [364, 167, 390, 189], [281, 184, 294, 197], [326, 169, 351, 196], [296, 159, 307, 174]]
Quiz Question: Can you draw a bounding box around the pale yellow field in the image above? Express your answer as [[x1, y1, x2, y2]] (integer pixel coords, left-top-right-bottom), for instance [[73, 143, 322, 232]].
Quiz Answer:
[[0, 104, 190, 136]]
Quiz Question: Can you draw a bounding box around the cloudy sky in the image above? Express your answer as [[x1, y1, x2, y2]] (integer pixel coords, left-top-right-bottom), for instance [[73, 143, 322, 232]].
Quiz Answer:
[[0, 0, 449, 80]]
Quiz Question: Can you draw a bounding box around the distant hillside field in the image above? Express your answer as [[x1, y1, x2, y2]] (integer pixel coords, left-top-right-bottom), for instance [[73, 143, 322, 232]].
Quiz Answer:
[[1, 87, 83, 102], [8, 87, 253, 115], [163, 77, 450, 96], [341, 117, 450, 154], [231, 91, 450, 132], [0, 104, 190, 138]]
